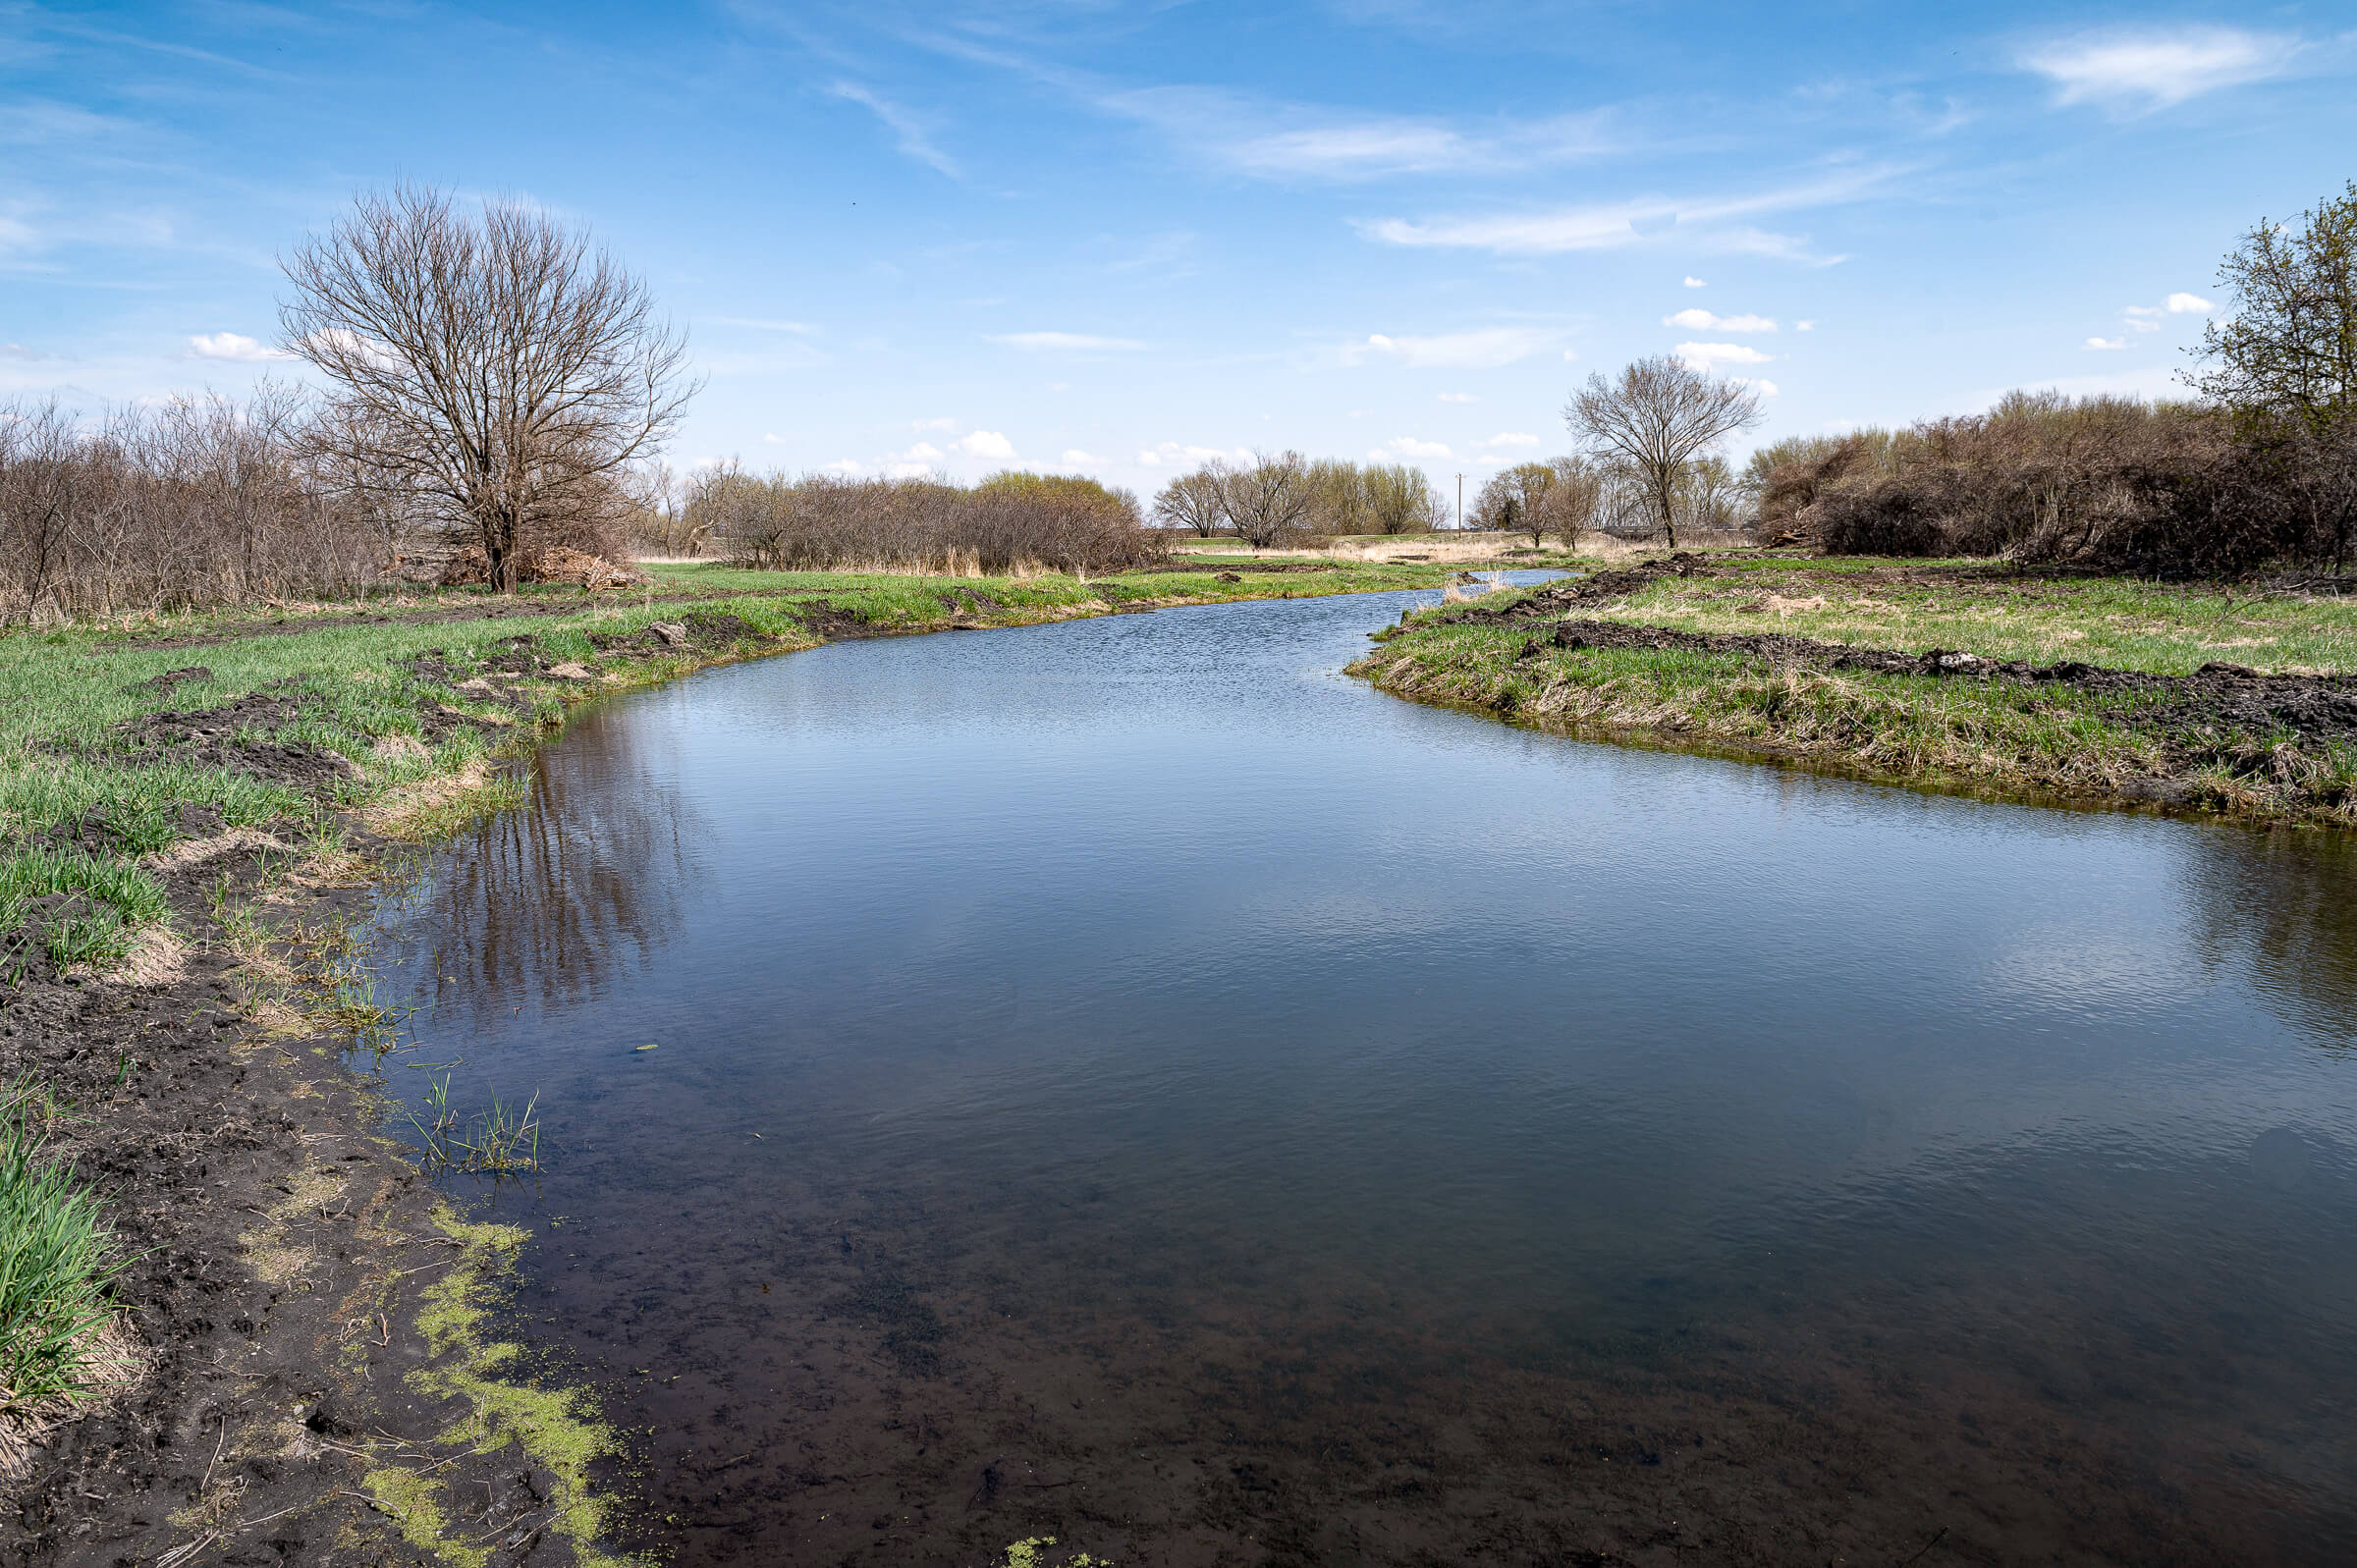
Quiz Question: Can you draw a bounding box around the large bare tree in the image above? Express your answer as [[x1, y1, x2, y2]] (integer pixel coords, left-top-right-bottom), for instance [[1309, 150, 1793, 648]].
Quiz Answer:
[[1566, 356, 1762, 548], [1221, 449, 1319, 548], [1152, 465, 1232, 536], [280, 183, 695, 591]]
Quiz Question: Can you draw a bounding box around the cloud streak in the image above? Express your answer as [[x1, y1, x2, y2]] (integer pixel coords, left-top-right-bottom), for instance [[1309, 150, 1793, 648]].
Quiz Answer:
[[829, 81, 959, 177], [2021, 27, 2301, 112], [986, 331, 1148, 352], [1356, 167, 1894, 262]]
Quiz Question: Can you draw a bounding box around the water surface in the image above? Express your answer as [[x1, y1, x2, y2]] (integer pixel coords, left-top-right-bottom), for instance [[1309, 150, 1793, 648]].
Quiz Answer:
[[373, 587, 2357, 1566]]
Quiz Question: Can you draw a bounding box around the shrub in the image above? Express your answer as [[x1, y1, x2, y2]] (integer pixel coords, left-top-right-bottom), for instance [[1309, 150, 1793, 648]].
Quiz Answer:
[[696, 468, 1164, 574]]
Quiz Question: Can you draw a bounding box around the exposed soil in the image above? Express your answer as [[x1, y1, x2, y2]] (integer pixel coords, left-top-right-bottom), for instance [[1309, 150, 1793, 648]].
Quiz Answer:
[[127, 693, 360, 792], [0, 832, 584, 1568]]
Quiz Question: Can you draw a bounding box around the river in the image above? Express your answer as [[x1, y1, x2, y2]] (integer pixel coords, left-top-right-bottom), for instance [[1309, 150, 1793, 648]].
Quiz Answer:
[[370, 585, 2357, 1566]]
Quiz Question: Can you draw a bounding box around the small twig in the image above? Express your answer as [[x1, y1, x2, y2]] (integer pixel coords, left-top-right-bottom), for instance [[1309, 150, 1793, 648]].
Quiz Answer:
[[1899, 1525, 1949, 1566], [201, 1413, 228, 1493]]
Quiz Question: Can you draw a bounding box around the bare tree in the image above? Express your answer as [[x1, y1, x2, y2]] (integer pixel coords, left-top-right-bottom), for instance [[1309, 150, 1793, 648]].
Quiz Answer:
[[1566, 356, 1762, 548], [1474, 458, 1603, 546], [0, 399, 82, 622], [280, 182, 696, 592], [1152, 465, 1231, 537], [1361, 462, 1439, 535], [1221, 449, 1319, 549]]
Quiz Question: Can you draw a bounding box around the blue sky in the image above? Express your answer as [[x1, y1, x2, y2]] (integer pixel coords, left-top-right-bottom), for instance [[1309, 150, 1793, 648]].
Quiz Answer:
[[5, 3, 2354, 499]]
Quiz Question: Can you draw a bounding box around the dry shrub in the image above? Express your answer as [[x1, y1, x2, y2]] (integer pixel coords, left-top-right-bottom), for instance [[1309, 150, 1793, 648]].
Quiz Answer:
[[1752, 392, 2351, 576], [695, 467, 1165, 574], [0, 391, 391, 622]]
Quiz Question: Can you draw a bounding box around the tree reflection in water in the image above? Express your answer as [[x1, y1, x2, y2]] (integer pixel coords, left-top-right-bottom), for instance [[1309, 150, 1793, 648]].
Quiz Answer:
[[2186, 823, 2357, 1049], [413, 704, 704, 1030]]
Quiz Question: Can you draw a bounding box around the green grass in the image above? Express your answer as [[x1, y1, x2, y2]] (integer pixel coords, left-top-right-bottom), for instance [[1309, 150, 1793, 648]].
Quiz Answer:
[[1581, 554, 2357, 675], [1354, 566, 2357, 824], [0, 1077, 123, 1414]]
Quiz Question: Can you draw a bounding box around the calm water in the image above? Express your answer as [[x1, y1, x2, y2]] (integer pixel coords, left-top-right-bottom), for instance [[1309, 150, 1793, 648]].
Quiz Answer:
[[372, 587, 2357, 1567]]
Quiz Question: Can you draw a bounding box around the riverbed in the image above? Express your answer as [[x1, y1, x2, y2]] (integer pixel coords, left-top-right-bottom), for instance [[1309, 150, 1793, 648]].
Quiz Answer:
[[371, 585, 2357, 1566]]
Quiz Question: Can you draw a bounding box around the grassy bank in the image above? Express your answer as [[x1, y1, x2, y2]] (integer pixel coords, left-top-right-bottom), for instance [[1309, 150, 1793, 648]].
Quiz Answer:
[[1352, 553, 2357, 825], [0, 552, 1452, 1560]]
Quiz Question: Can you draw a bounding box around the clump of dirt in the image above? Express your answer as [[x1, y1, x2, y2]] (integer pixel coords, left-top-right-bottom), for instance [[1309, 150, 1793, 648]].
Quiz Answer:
[[134, 666, 212, 694], [128, 693, 356, 790], [1442, 553, 1715, 626], [588, 609, 777, 656]]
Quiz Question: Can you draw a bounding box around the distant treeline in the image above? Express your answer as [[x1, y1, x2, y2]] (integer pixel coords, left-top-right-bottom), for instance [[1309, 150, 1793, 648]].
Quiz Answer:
[[689, 466, 1167, 574]]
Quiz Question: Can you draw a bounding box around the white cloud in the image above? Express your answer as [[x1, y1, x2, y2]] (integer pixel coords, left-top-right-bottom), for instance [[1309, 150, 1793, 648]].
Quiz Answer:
[[1795, 319, 1816, 331], [1371, 435, 1452, 460], [822, 459, 864, 475], [1562, 348, 1579, 361], [986, 331, 1148, 352], [1664, 308, 1777, 333], [1135, 441, 1250, 467], [1061, 449, 1107, 465], [1730, 377, 1781, 397], [2022, 27, 2300, 112], [2085, 337, 2127, 351], [1480, 432, 1540, 450], [1358, 170, 1891, 262], [902, 441, 946, 461], [954, 430, 1015, 459], [1438, 392, 1478, 404], [761, 432, 786, 445], [912, 415, 959, 431], [2166, 292, 2215, 313], [1683, 277, 1707, 289], [706, 316, 817, 334], [1353, 327, 1554, 369], [188, 332, 291, 362], [1674, 342, 1773, 370], [829, 81, 959, 177]]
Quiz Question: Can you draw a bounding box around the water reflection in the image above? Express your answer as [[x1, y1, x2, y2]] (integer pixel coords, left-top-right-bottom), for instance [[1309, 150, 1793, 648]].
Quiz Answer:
[[408, 706, 707, 1030], [372, 588, 2357, 1566], [2186, 824, 2357, 1047]]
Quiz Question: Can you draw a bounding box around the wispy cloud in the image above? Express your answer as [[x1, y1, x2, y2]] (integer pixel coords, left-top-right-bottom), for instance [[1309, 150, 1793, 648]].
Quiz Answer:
[[188, 331, 291, 361], [2084, 336, 2127, 351], [1664, 308, 1776, 333], [1480, 432, 1540, 449], [2021, 27, 2301, 112], [829, 81, 959, 177], [1370, 435, 1451, 460], [1349, 327, 1556, 369], [1357, 168, 1892, 262], [1135, 441, 1251, 467], [1100, 86, 1616, 180], [1060, 448, 1107, 465], [986, 331, 1148, 352]]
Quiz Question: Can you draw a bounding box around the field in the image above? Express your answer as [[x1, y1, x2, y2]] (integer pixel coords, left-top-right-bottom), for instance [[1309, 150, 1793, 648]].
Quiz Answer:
[[1353, 552, 2357, 824]]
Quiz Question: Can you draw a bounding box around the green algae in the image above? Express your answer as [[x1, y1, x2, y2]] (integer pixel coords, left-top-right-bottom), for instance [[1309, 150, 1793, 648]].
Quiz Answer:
[[400, 1204, 647, 1568]]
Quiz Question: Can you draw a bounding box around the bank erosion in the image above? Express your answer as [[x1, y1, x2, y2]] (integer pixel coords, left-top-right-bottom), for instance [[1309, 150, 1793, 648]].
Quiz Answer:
[[1355, 551, 2357, 825]]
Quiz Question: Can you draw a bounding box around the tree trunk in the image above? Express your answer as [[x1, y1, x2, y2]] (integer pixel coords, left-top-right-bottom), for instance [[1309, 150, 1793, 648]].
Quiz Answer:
[[1656, 469, 1679, 550]]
